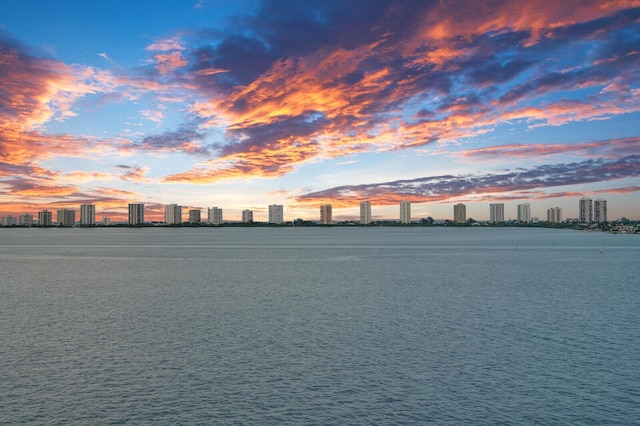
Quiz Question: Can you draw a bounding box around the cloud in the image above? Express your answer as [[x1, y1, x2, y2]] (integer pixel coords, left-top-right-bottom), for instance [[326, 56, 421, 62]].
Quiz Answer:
[[295, 154, 640, 207]]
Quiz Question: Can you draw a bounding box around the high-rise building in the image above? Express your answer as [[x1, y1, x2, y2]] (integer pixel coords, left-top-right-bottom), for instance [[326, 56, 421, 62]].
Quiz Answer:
[[269, 204, 284, 224], [594, 199, 607, 223], [360, 201, 372, 225], [579, 197, 593, 223], [399, 201, 411, 224], [208, 207, 223, 225], [517, 203, 531, 223], [242, 209, 253, 223], [320, 204, 332, 224], [57, 209, 76, 226], [38, 210, 52, 226], [19, 213, 33, 226], [1, 215, 16, 226], [188, 209, 201, 224], [490, 203, 504, 223], [128, 203, 145, 225], [80, 204, 96, 225], [547, 207, 562, 223], [454, 203, 466, 223], [165, 204, 182, 224]]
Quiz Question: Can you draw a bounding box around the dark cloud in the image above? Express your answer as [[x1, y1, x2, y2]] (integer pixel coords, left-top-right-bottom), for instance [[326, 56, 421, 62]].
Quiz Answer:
[[297, 155, 640, 204], [134, 123, 210, 155]]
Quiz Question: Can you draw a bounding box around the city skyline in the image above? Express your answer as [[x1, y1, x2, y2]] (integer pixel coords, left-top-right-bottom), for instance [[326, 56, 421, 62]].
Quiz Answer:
[[2, 1, 640, 222]]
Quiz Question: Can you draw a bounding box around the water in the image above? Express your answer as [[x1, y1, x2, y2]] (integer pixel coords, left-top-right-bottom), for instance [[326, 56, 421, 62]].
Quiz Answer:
[[1, 227, 639, 424]]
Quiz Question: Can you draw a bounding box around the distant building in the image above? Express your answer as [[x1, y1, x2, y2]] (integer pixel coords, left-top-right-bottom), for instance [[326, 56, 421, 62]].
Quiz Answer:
[[242, 209, 253, 223], [490, 203, 504, 223], [320, 204, 332, 224], [547, 207, 562, 223], [80, 204, 96, 225], [128, 203, 145, 225], [208, 207, 223, 225], [399, 201, 411, 224], [1, 215, 16, 226], [454, 203, 466, 223], [579, 197, 593, 223], [269, 204, 284, 224], [165, 204, 182, 225], [38, 210, 52, 226], [188, 209, 201, 224], [594, 199, 607, 223], [19, 213, 33, 226], [102, 217, 112, 226], [360, 201, 372, 225], [57, 209, 76, 226], [517, 203, 531, 223]]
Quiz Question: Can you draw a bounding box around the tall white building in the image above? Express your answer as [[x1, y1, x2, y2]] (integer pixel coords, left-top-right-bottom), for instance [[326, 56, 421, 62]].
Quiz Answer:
[[454, 203, 466, 223], [19, 213, 33, 226], [320, 204, 332, 224], [360, 201, 372, 225], [242, 209, 253, 223], [128, 203, 145, 225], [579, 197, 593, 223], [399, 201, 411, 224], [547, 207, 562, 223], [80, 204, 96, 225], [38, 210, 52, 226], [208, 207, 223, 225], [269, 204, 284, 224], [594, 199, 607, 223], [165, 204, 182, 225], [517, 203, 531, 223], [490, 203, 504, 223], [188, 209, 201, 224], [57, 209, 76, 226], [1, 215, 16, 226]]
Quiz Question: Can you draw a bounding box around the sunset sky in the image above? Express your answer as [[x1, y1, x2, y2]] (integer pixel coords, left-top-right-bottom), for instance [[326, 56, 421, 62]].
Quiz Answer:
[[2, 0, 639, 222]]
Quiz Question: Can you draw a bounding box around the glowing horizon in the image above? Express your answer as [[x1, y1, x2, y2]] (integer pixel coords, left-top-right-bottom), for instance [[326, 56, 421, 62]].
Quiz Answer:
[[2, 1, 640, 223]]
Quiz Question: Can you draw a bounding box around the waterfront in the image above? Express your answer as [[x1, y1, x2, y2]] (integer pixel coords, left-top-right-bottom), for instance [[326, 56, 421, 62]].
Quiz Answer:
[[1, 227, 639, 424]]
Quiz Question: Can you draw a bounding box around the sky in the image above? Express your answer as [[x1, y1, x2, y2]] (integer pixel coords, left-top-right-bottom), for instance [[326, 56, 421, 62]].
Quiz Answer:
[[1, 0, 640, 223]]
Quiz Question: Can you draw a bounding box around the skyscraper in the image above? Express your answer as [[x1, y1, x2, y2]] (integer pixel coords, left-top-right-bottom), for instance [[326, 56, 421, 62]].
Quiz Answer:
[[490, 203, 504, 223], [128, 203, 145, 225], [165, 204, 182, 225], [547, 207, 562, 223], [208, 207, 223, 225], [80, 204, 95, 225], [269, 204, 284, 224], [594, 199, 607, 223], [399, 201, 411, 224], [19, 213, 34, 226], [57, 209, 76, 226], [188, 209, 201, 224], [454, 203, 466, 223], [38, 210, 52, 226], [242, 209, 253, 223], [579, 197, 593, 223], [517, 203, 531, 223], [320, 204, 332, 224], [360, 201, 372, 225]]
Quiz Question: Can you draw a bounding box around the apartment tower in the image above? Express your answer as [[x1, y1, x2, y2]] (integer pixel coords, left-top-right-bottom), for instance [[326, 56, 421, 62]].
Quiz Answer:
[[128, 203, 145, 225], [268, 204, 284, 224], [208, 207, 223, 225], [359, 201, 372, 225], [242, 209, 254, 223], [517, 203, 531, 223], [490, 203, 505, 223], [454, 203, 466, 223], [165, 204, 182, 225], [579, 197, 593, 223], [80, 204, 96, 225], [399, 201, 411, 224], [320, 204, 332, 224], [594, 199, 607, 223]]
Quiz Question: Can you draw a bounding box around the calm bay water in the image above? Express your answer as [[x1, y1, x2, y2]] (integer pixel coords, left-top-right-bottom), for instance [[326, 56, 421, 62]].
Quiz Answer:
[[1, 227, 639, 424]]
